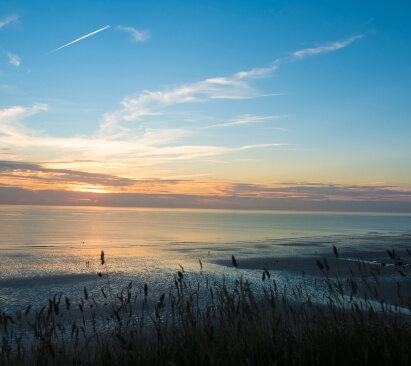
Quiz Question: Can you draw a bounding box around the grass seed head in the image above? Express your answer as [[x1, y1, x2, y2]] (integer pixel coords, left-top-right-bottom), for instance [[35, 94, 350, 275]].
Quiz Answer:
[[316, 260, 325, 272], [333, 245, 339, 258]]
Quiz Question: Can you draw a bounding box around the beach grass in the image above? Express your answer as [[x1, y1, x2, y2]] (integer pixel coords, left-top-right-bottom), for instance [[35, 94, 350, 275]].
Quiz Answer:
[[1, 248, 411, 365]]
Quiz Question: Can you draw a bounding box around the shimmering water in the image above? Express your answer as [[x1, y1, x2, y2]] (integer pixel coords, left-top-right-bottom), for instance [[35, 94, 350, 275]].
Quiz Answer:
[[1, 205, 410, 312]]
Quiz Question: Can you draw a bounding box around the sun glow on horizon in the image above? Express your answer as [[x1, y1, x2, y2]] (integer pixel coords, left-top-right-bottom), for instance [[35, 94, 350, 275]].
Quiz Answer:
[[79, 187, 107, 194]]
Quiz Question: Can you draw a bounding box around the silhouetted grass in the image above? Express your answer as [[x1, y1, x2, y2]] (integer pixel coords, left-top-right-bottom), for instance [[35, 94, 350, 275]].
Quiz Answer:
[[1, 248, 411, 365]]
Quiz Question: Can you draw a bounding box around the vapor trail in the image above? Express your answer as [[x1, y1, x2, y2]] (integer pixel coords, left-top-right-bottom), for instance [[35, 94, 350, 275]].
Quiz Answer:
[[48, 25, 110, 54]]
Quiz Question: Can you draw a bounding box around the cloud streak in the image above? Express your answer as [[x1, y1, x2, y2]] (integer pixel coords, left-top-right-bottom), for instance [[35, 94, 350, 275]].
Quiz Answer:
[[116, 25, 150, 42], [0, 104, 284, 169], [292, 35, 364, 59], [0, 104, 48, 124], [6, 52, 20, 67], [206, 114, 287, 129], [0, 15, 18, 29], [100, 35, 361, 137], [100, 66, 278, 136], [48, 25, 110, 54]]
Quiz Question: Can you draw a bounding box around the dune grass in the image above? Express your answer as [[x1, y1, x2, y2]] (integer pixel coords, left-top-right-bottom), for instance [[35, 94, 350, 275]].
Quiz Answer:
[[1, 247, 411, 365]]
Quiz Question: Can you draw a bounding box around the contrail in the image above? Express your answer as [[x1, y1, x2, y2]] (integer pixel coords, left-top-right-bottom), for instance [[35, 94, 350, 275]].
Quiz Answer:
[[48, 25, 110, 54]]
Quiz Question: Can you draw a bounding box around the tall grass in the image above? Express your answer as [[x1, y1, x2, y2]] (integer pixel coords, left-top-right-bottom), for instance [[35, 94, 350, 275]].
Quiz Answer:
[[1, 248, 411, 365]]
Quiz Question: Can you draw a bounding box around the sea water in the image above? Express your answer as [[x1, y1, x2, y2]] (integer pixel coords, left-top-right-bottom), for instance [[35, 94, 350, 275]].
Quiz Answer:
[[1, 205, 410, 313]]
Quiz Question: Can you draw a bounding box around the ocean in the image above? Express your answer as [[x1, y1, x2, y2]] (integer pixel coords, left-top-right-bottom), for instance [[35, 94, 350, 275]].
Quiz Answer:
[[1, 205, 411, 313]]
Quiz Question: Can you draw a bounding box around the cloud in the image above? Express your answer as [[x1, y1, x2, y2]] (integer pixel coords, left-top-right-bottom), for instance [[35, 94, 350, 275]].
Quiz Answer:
[[101, 35, 360, 136], [48, 25, 110, 54], [1, 165, 411, 212], [0, 160, 230, 196], [116, 25, 150, 42], [100, 67, 277, 136], [226, 181, 411, 202], [292, 35, 364, 59], [2, 161, 408, 201], [1, 104, 46, 120], [0, 104, 284, 168], [0, 104, 48, 124], [206, 114, 287, 129], [0, 104, 49, 142], [235, 65, 277, 79], [0, 160, 135, 190], [0, 34, 364, 198], [0, 15, 18, 29], [6, 52, 20, 67]]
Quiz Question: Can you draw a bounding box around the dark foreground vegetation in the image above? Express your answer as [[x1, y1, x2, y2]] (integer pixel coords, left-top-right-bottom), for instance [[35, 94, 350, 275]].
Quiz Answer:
[[1, 248, 411, 365]]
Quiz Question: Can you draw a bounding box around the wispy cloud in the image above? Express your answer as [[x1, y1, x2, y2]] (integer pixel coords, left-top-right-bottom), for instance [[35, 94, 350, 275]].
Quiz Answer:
[[0, 35, 364, 198], [100, 68, 278, 136], [116, 25, 150, 42], [48, 25, 110, 54], [0, 15, 18, 29], [0, 104, 48, 124], [292, 35, 364, 59], [235, 65, 277, 79], [6, 51, 20, 67], [206, 114, 286, 129], [0, 104, 284, 170], [101, 35, 361, 137], [0, 104, 49, 142]]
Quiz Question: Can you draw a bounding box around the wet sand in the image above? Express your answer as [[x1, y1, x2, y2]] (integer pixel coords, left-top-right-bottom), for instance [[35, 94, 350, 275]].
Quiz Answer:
[[213, 245, 411, 308], [214, 249, 410, 274]]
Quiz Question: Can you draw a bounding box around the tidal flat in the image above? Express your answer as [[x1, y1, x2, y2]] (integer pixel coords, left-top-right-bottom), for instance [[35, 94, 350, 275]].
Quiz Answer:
[[1, 206, 411, 364]]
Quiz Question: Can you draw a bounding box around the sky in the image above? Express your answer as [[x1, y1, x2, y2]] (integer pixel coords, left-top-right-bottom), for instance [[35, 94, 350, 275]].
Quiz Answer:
[[1, 0, 411, 211]]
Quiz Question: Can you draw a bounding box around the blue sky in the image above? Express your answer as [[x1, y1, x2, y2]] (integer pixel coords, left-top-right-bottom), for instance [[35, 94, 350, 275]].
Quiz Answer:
[[1, 0, 411, 211]]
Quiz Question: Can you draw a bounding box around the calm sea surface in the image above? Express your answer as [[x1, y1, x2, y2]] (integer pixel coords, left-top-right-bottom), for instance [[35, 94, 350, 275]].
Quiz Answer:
[[1, 205, 411, 312]]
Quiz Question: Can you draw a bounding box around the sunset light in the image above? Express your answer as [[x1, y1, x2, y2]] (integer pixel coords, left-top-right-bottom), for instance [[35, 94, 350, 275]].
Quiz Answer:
[[1, 1, 410, 212], [1, 2, 411, 364]]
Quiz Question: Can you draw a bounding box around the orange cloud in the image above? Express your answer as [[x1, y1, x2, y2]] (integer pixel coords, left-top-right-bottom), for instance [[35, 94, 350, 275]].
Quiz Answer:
[[1, 161, 411, 212]]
